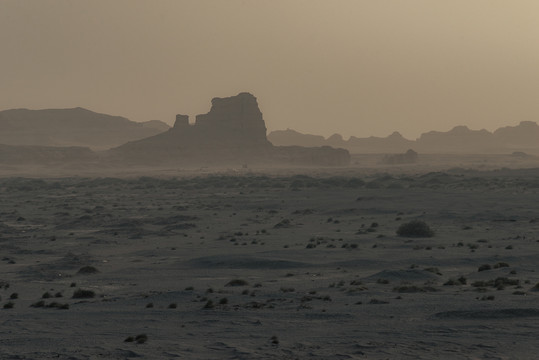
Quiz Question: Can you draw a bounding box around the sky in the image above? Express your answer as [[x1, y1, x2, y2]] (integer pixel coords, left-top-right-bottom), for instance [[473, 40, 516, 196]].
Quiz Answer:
[[1, 0, 539, 139]]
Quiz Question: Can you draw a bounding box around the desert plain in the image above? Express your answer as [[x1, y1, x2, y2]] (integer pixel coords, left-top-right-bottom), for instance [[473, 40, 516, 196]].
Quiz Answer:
[[1, 157, 539, 359]]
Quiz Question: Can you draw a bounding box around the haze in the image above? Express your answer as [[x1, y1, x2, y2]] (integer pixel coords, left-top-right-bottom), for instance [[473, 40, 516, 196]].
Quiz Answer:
[[1, 0, 538, 139]]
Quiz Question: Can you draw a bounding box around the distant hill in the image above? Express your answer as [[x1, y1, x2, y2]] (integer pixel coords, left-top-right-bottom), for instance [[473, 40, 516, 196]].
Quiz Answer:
[[493, 121, 539, 150], [0, 107, 170, 150], [269, 130, 415, 153], [268, 121, 539, 155], [268, 129, 326, 147], [0, 144, 96, 165], [415, 126, 496, 153]]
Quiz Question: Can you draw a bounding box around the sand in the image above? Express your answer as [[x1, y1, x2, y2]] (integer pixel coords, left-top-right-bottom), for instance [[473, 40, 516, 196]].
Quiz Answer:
[[1, 165, 539, 359]]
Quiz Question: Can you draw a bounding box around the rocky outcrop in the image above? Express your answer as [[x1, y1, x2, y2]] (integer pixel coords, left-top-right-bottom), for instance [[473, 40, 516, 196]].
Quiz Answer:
[[493, 121, 539, 150], [382, 149, 418, 165], [268, 130, 416, 154], [416, 126, 496, 153], [347, 132, 415, 153], [110, 93, 349, 167], [268, 122, 539, 155]]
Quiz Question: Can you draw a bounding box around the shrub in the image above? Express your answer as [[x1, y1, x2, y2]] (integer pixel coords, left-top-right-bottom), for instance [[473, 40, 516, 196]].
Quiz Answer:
[[424, 267, 442, 275], [478, 264, 492, 272], [396, 220, 434, 237], [3, 302, 14, 309], [47, 302, 69, 310], [225, 279, 249, 287], [31, 300, 46, 308], [135, 334, 148, 344], [72, 289, 95, 299], [77, 266, 99, 275]]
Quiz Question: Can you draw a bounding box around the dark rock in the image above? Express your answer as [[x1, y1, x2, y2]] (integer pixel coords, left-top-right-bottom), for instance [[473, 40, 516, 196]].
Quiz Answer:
[[382, 149, 418, 165]]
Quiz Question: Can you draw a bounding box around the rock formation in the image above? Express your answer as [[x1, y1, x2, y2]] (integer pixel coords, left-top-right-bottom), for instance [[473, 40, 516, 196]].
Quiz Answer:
[[110, 92, 350, 167], [268, 122, 539, 155], [416, 126, 496, 153], [493, 121, 539, 150], [382, 149, 418, 165], [268, 130, 416, 154], [347, 132, 415, 154]]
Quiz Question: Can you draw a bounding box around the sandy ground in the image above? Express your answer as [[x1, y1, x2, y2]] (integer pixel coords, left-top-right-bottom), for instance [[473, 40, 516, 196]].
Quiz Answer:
[[1, 164, 539, 359]]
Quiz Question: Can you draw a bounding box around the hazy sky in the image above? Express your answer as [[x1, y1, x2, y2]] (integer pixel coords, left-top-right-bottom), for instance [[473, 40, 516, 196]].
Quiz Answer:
[[1, 1, 539, 139]]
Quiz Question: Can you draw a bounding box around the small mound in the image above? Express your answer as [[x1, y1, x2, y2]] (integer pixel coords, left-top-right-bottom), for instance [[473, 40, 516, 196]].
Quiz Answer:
[[225, 279, 249, 287], [434, 308, 539, 319], [187, 255, 309, 269], [363, 269, 439, 283], [77, 266, 99, 275]]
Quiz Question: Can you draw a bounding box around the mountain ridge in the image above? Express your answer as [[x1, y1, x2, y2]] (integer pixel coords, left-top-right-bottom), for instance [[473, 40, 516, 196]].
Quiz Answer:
[[268, 121, 539, 154], [0, 107, 170, 150]]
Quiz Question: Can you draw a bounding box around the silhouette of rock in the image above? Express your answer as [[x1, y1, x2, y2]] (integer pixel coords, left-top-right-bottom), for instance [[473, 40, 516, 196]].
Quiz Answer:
[[268, 130, 415, 154], [268, 129, 326, 147], [326, 134, 346, 148], [271, 122, 539, 155], [142, 120, 171, 133], [0, 108, 169, 150], [416, 126, 495, 153], [382, 149, 418, 165], [110, 93, 349, 166], [347, 132, 415, 153], [493, 121, 539, 150]]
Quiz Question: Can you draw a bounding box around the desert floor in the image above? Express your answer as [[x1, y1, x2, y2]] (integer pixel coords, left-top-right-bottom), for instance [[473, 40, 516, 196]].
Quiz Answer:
[[1, 163, 539, 359]]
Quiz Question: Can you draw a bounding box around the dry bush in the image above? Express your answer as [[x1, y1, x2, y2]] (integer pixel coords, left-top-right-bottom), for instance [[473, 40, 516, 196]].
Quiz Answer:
[[396, 220, 434, 237]]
